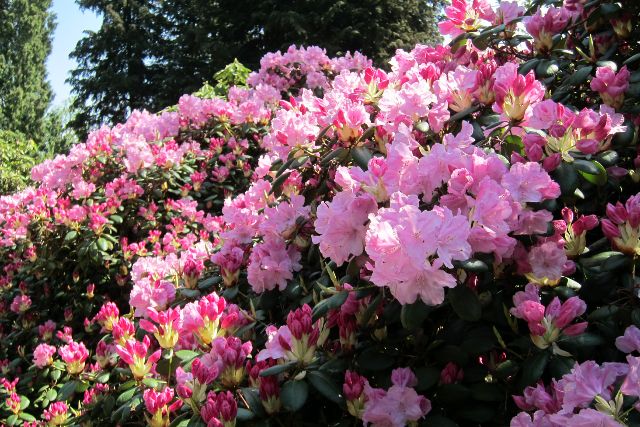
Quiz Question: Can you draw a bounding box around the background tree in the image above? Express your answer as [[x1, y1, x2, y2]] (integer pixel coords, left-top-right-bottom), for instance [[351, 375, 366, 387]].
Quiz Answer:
[[68, 0, 162, 137], [248, 0, 444, 66], [0, 0, 55, 141], [69, 0, 443, 137]]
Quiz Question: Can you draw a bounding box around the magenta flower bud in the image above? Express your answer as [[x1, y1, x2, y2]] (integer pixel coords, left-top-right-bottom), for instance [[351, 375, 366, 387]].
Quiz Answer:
[[548, 123, 566, 138], [520, 300, 545, 324], [510, 152, 526, 164], [601, 219, 622, 239], [606, 202, 628, 224], [554, 297, 587, 329], [259, 376, 280, 400], [572, 215, 598, 236], [576, 138, 599, 155], [439, 362, 464, 385], [542, 153, 561, 172], [562, 322, 588, 336], [343, 370, 366, 401], [525, 143, 543, 162], [561, 207, 574, 225], [626, 194, 640, 228], [192, 358, 219, 385], [177, 384, 193, 399]]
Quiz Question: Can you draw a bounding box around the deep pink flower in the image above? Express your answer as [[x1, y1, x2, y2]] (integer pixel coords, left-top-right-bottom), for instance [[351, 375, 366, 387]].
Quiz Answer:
[[58, 341, 89, 374], [438, 0, 495, 37], [524, 7, 571, 52], [201, 390, 237, 427], [493, 63, 545, 121], [115, 335, 161, 380], [33, 343, 56, 368], [590, 66, 630, 109]]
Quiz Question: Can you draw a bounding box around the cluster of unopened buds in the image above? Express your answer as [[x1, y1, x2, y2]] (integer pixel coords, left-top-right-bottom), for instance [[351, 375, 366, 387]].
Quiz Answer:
[[511, 284, 587, 354]]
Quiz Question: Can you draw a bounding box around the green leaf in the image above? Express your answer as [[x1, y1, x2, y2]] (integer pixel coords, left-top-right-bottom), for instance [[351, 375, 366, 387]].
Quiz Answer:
[[574, 159, 607, 186], [46, 388, 57, 401], [494, 360, 519, 380], [110, 214, 123, 224], [553, 162, 578, 196], [96, 237, 111, 252], [142, 377, 163, 388], [568, 66, 593, 84], [57, 380, 78, 401], [502, 135, 524, 157], [437, 384, 471, 404], [175, 350, 200, 362], [351, 146, 372, 170], [357, 348, 396, 371], [401, 301, 431, 330], [312, 291, 348, 321], [320, 147, 348, 165], [447, 105, 480, 123], [95, 372, 110, 383], [103, 395, 115, 417], [19, 395, 30, 410], [519, 351, 550, 389], [281, 380, 309, 411], [448, 285, 482, 322], [186, 415, 206, 427], [560, 333, 604, 348], [18, 413, 36, 422], [623, 53, 640, 66], [470, 383, 504, 402], [64, 230, 78, 242], [519, 58, 541, 75], [549, 356, 574, 379], [116, 387, 138, 405], [259, 361, 298, 377], [240, 388, 266, 417], [424, 414, 459, 427], [307, 371, 344, 404], [453, 258, 489, 272], [269, 171, 291, 196], [414, 366, 440, 391], [288, 155, 309, 170], [236, 408, 254, 421], [458, 403, 496, 423], [596, 150, 619, 167], [581, 251, 627, 270]]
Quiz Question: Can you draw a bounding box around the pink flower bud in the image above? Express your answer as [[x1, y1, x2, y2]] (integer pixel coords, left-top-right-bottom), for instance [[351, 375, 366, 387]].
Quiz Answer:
[[343, 370, 366, 401]]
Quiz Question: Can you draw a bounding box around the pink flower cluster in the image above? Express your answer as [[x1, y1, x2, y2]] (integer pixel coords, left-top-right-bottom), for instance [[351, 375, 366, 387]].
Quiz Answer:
[[511, 284, 587, 352], [343, 368, 431, 427], [511, 327, 640, 426]]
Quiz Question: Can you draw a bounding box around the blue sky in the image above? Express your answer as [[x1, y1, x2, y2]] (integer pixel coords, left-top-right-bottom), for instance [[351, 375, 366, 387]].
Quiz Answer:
[[47, 0, 102, 106]]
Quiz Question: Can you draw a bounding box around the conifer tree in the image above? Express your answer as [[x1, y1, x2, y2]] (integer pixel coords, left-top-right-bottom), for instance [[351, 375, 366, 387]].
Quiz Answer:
[[0, 0, 55, 140], [69, 0, 443, 136]]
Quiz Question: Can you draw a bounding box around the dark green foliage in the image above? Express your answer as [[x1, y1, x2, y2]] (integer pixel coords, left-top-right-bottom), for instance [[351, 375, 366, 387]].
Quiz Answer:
[[0, 0, 55, 141], [245, 0, 444, 66], [68, 1, 162, 138], [69, 0, 443, 137]]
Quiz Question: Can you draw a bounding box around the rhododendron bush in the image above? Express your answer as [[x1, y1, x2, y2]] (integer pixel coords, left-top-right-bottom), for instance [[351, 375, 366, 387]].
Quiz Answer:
[[1, 0, 640, 425]]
